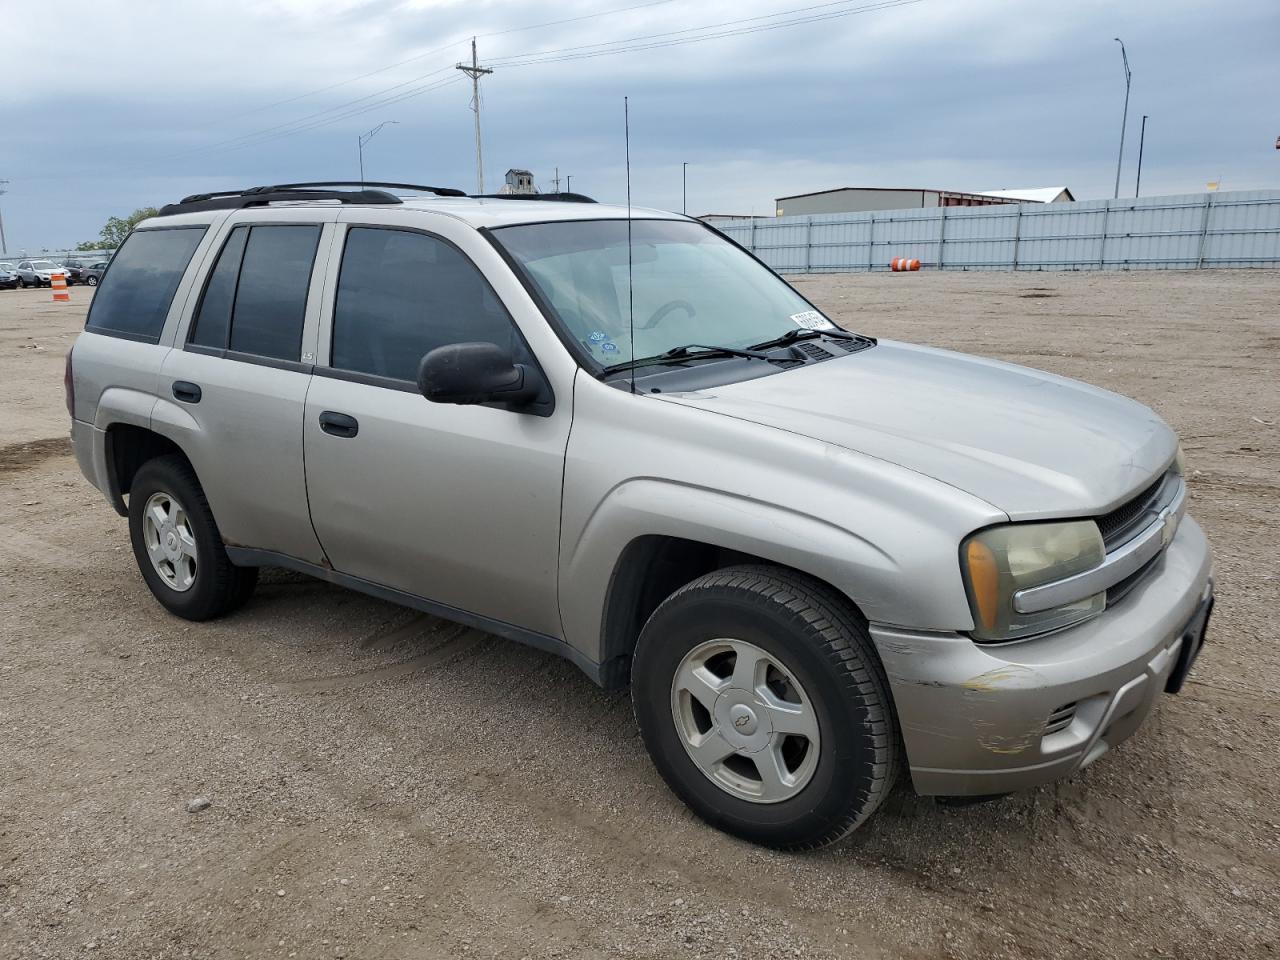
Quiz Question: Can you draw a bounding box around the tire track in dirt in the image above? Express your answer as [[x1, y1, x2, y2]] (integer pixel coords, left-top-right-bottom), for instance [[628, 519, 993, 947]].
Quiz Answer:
[[0, 436, 71, 472]]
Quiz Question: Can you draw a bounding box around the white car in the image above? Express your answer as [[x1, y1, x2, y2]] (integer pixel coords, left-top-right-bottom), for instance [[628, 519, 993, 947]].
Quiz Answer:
[[14, 259, 71, 287]]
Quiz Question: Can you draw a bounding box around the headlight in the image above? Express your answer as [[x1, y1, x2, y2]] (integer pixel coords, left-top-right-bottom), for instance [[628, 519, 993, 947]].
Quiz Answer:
[[961, 520, 1105, 642]]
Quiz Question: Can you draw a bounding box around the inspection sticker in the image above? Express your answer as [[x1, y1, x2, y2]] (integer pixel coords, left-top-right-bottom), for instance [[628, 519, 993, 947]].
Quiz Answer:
[[790, 311, 836, 330]]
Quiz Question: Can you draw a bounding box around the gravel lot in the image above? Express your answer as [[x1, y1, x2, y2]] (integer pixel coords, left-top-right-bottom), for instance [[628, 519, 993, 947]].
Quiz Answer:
[[1, 270, 1277, 959]]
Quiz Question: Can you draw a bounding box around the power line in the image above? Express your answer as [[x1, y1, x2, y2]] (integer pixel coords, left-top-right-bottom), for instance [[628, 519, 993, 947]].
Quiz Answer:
[[230, 0, 677, 121], [160, 0, 924, 164], [492, 0, 923, 68]]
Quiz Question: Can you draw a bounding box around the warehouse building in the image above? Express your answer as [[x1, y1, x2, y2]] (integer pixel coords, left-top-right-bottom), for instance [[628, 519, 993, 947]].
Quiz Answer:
[[774, 185, 1073, 217]]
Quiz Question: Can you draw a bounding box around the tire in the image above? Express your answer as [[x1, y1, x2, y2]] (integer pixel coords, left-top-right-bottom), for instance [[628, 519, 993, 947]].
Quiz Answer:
[[87, 276, 98, 287], [632, 565, 900, 850], [128, 454, 258, 621], [17, 278, 25, 289]]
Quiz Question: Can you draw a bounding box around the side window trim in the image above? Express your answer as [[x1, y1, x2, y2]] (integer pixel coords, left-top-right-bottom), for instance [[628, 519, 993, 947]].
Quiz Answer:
[[322, 222, 542, 388], [182, 219, 329, 363]]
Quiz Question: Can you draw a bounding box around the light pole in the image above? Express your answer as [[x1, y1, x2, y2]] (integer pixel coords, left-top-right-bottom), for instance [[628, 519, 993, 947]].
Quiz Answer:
[[1135, 115, 1148, 197], [1112, 38, 1131, 200], [682, 162, 688, 215], [0, 179, 9, 255], [565, 174, 573, 193], [358, 121, 398, 184]]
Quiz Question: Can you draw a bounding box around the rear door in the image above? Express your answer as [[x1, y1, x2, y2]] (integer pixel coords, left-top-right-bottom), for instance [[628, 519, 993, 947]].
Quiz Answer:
[[302, 219, 574, 637], [154, 210, 335, 564]]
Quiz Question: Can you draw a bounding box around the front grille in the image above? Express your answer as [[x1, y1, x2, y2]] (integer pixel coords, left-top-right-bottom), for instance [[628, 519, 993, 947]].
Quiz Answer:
[[1106, 553, 1162, 607], [1044, 702, 1077, 736], [1096, 470, 1177, 549]]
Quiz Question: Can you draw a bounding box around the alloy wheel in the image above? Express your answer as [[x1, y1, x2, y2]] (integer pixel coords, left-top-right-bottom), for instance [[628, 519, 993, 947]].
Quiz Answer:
[[670, 638, 821, 803], [141, 491, 197, 592]]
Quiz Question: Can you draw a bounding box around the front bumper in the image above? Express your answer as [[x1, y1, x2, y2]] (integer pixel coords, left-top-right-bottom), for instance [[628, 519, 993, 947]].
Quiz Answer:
[[871, 515, 1213, 796]]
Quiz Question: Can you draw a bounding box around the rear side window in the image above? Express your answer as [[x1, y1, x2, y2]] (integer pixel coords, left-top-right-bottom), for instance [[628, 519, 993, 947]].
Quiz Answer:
[[85, 227, 206, 341], [330, 227, 525, 382], [189, 224, 321, 362]]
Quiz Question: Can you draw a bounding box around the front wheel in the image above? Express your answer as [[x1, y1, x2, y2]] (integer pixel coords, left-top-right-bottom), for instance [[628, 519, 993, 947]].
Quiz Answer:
[[87, 275, 99, 287], [128, 455, 257, 620], [632, 566, 900, 850]]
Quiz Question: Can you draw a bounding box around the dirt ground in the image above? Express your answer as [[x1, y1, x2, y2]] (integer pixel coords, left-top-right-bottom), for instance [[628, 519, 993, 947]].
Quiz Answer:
[[1, 271, 1277, 960]]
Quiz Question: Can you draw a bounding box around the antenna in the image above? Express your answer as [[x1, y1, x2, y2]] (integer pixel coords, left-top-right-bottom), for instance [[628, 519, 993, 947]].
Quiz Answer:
[[624, 96, 635, 396]]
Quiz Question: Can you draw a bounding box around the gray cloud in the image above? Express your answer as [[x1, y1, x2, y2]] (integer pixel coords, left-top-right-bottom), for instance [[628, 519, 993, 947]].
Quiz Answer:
[[2, 0, 1277, 250]]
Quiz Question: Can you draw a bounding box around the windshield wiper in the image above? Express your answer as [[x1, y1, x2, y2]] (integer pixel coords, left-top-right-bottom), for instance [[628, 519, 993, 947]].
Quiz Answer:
[[603, 343, 772, 375], [746, 327, 855, 351]]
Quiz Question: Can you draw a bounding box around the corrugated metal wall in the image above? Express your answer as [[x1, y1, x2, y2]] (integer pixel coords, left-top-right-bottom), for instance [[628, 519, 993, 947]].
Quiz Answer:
[[716, 189, 1280, 273]]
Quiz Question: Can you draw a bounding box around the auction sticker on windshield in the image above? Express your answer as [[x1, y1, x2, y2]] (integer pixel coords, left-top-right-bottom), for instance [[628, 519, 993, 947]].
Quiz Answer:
[[791, 311, 835, 330]]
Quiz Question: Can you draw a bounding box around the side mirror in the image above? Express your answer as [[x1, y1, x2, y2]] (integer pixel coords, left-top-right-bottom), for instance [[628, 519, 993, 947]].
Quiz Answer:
[[417, 341, 543, 409]]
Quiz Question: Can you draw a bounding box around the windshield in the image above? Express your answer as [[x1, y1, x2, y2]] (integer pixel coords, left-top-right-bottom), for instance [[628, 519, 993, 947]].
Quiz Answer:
[[32, 260, 56, 269], [491, 219, 835, 367]]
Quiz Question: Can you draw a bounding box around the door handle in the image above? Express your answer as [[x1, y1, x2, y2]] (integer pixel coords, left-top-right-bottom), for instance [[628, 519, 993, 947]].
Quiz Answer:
[[172, 380, 202, 404], [318, 411, 359, 438]]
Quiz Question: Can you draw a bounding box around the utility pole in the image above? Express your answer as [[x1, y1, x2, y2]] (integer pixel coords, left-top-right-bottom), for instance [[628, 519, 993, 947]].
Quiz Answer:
[[1135, 115, 1148, 197], [1112, 38, 1131, 200], [551, 167, 561, 193], [682, 162, 687, 215], [565, 174, 573, 193], [456, 38, 493, 194], [0, 179, 8, 255]]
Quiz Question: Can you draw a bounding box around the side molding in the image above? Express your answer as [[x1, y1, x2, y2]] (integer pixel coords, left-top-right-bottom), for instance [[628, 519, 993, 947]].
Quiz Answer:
[[224, 546, 608, 686]]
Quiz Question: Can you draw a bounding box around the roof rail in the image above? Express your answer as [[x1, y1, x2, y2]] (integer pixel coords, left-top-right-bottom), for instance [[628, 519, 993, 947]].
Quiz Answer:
[[470, 192, 597, 204], [157, 181, 468, 216], [264, 181, 468, 197]]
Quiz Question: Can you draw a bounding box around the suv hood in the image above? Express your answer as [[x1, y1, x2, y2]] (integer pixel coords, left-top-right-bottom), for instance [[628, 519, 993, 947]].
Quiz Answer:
[[664, 340, 1176, 519]]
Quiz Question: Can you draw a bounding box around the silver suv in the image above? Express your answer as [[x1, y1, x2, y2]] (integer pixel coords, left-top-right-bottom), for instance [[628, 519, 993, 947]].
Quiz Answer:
[[67, 181, 1214, 849]]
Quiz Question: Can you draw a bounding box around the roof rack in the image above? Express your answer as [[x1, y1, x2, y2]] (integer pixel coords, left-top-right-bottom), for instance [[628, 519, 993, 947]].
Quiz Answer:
[[157, 181, 467, 216], [471, 192, 597, 204]]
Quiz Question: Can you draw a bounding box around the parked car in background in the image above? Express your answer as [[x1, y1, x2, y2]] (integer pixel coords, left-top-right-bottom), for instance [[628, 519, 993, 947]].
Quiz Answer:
[[15, 260, 70, 287], [82, 260, 109, 286], [60, 259, 87, 283], [0, 263, 18, 289]]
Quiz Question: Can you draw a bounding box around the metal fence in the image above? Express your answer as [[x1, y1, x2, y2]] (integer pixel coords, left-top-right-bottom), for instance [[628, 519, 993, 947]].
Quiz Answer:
[[716, 189, 1280, 273], [0, 248, 114, 263]]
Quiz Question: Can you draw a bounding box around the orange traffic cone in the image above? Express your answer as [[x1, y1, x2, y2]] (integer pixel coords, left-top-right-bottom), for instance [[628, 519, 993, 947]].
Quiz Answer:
[[51, 272, 70, 302]]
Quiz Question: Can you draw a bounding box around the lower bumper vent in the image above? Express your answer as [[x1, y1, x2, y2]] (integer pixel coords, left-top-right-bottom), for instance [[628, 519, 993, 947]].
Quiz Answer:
[[1044, 702, 1078, 736]]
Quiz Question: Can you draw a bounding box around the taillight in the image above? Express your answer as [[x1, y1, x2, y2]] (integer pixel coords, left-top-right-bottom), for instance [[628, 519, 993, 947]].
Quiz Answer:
[[64, 346, 75, 419]]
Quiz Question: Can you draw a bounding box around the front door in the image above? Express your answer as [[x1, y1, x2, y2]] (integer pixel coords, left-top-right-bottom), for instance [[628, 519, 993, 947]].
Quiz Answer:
[[303, 225, 571, 637]]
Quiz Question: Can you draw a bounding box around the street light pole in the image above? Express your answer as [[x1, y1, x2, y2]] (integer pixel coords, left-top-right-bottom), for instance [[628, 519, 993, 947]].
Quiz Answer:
[[565, 174, 572, 193], [682, 162, 687, 215], [0, 179, 9, 255], [1135, 115, 1148, 197], [358, 121, 399, 185], [1112, 38, 1131, 200]]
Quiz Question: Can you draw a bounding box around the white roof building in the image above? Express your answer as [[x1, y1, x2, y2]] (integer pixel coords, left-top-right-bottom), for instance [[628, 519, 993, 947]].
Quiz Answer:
[[977, 187, 1075, 204]]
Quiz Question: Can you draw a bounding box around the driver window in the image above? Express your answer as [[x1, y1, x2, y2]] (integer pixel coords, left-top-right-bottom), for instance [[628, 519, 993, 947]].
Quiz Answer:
[[330, 227, 528, 382]]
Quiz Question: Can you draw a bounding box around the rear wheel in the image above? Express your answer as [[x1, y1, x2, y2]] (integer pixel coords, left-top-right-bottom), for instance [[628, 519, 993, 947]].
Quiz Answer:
[[128, 455, 257, 620], [87, 275, 99, 287], [632, 565, 900, 850]]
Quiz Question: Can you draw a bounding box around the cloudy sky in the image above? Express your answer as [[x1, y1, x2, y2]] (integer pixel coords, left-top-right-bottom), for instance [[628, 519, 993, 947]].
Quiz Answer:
[[3, 0, 1277, 252]]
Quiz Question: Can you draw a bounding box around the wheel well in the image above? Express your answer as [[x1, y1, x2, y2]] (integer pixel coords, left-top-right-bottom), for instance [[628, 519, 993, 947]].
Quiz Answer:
[[104, 424, 187, 515], [598, 536, 857, 691]]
